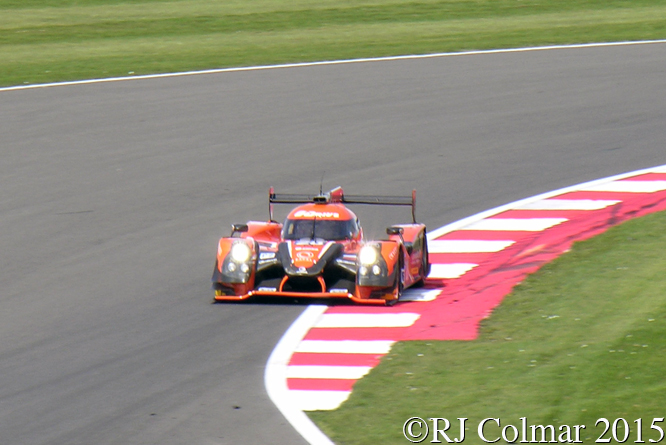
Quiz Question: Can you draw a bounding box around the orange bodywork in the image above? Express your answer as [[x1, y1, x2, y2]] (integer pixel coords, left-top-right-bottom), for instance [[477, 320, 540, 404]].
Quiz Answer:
[[212, 187, 428, 305]]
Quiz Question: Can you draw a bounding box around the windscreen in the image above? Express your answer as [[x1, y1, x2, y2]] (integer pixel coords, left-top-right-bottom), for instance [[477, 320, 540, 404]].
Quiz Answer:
[[282, 218, 357, 241]]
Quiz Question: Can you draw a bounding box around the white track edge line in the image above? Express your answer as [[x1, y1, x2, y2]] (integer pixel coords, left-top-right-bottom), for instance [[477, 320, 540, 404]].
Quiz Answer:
[[264, 305, 335, 445], [2, 40, 665, 93]]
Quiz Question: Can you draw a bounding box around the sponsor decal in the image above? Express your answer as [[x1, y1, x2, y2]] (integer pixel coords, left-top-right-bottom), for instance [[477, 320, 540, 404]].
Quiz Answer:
[[260, 252, 276, 260], [296, 251, 315, 261], [294, 245, 320, 251], [257, 287, 277, 292], [293, 210, 340, 219], [295, 239, 325, 246]]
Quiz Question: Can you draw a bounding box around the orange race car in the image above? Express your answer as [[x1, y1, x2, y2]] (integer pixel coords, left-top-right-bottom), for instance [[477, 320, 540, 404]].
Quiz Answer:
[[211, 187, 429, 305]]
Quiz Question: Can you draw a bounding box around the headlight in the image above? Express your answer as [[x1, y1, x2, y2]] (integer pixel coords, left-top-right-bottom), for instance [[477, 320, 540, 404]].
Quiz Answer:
[[358, 245, 379, 265], [230, 242, 252, 263], [357, 244, 390, 286]]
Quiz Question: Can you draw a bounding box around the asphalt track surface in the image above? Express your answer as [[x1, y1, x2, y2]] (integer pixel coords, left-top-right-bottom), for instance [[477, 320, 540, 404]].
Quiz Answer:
[[1, 43, 665, 445]]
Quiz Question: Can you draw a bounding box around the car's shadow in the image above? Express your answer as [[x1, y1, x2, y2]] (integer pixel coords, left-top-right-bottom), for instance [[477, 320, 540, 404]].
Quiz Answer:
[[211, 295, 363, 307]]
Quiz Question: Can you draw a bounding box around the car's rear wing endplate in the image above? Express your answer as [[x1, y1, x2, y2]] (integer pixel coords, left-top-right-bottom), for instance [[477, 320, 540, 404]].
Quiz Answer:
[[269, 187, 417, 223]]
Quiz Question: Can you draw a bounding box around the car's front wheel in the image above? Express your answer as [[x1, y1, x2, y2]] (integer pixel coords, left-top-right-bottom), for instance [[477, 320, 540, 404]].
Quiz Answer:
[[386, 258, 404, 306]]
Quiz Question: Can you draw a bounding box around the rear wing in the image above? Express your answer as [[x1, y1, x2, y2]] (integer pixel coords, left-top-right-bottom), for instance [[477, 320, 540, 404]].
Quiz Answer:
[[269, 186, 417, 223]]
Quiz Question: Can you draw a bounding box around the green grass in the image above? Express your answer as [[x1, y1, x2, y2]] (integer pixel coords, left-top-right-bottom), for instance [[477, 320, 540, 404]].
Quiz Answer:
[[309, 210, 666, 444], [1, 0, 666, 87]]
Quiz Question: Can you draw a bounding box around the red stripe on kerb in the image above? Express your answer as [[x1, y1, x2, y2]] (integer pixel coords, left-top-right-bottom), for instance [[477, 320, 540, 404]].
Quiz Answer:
[[625, 173, 666, 181], [287, 378, 357, 391], [289, 353, 384, 367], [434, 231, 527, 241], [429, 252, 495, 264], [304, 327, 407, 341], [559, 190, 666, 200], [492, 209, 590, 219], [548, 191, 625, 200]]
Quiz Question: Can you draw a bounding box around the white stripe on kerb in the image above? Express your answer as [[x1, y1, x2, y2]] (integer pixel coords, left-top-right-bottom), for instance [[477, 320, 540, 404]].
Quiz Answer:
[[462, 218, 567, 232], [581, 180, 666, 193], [400, 288, 441, 302], [315, 313, 420, 328], [428, 263, 477, 279], [287, 365, 372, 379], [289, 390, 351, 411], [429, 239, 515, 253], [517, 199, 620, 210], [295, 340, 394, 354]]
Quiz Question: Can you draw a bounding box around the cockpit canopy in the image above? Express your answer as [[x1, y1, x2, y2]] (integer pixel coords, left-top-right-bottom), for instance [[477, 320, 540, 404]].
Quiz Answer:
[[282, 218, 359, 241], [282, 203, 360, 241]]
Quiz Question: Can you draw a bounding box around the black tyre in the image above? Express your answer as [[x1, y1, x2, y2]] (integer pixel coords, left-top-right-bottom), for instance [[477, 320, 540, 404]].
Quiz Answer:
[[386, 258, 404, 306]]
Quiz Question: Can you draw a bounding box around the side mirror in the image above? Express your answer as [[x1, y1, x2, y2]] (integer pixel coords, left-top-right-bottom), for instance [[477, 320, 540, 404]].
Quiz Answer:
[[386, 226, 404, 236], [231, 224, 249, 236]]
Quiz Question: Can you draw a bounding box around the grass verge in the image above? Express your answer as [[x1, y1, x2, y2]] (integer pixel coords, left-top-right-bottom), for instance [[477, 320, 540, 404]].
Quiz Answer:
[[1, 0, 666, 87], [309, 210, 666, 444]]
